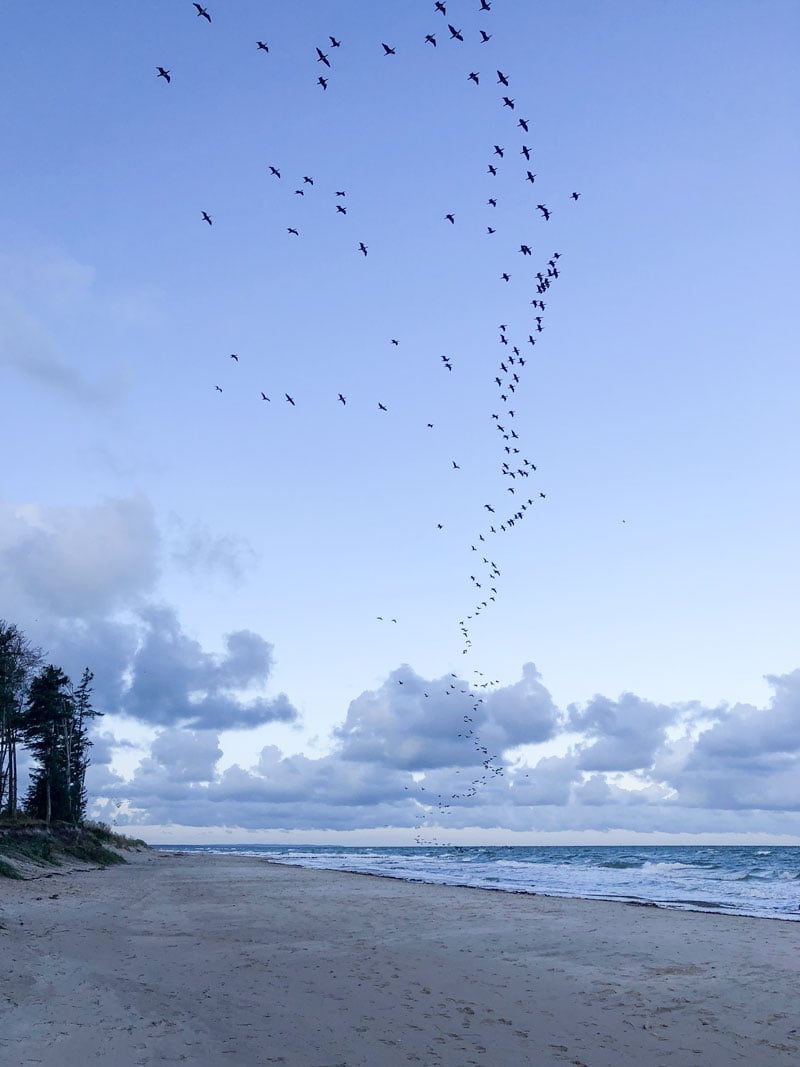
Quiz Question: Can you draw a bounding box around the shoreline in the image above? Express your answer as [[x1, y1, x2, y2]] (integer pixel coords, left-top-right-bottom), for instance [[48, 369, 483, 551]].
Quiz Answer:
[[151, 844, 800, 923], [2, 851, 799, 1065]]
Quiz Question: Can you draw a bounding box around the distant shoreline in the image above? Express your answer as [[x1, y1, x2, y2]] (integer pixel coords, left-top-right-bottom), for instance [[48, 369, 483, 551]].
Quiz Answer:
[[2, 851, 798, 1064]]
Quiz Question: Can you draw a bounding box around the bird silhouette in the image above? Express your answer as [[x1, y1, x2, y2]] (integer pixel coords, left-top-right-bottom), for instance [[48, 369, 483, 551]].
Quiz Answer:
[[285, 394, 295, 406], [202, 211, 212, 225], [229, 353, 238, 362], [329, 36, 341, 48], [502, 96, 515, 109], [426, 34, 437, 47], [316, 47, 330, 68], [518, 118, 529, 132], [571, 191, 581, 200], [448, 24, 464, 41], [269, 165, 281, 178], [214, 385, 222, 393], [378, 402, 387, 411], [336, 204, 347, 214], [382, 43, 396, 55], [257, 41, 269, 52], [338, 393, 346, 405], [318, 76, 328, 89], [156, 67, 171, 83], [445, 213, 455, 223], [260, 392, 270, 401], [193, 4, 211, 23], [468, 71, 479, 84], [520, 244, 531, 255], [480, 30, 492, 43], [435, 1, 446, 14], [521, 145, 531, 160], [358, 242, 368, 256], [537, 204, 551, 220], [287, 227, 299, 235], [497, 70, 509, 86]]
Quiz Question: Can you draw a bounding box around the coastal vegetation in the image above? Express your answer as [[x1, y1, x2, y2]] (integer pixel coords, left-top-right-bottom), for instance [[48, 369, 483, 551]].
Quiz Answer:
[[0, 820, 147, 878], [1, 619, 101, 827]]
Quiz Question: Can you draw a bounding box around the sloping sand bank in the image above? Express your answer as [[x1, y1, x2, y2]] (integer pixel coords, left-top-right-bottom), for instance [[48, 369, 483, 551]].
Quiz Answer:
[[1, 851, 798, 1065]]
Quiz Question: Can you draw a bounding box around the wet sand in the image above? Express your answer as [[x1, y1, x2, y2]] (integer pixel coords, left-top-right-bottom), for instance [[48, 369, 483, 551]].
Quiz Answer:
[[1, 850, 798, 1065]]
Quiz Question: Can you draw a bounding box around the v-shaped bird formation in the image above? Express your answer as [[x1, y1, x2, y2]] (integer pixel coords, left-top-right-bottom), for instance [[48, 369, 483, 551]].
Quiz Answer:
[[156, 2, 583, 836]]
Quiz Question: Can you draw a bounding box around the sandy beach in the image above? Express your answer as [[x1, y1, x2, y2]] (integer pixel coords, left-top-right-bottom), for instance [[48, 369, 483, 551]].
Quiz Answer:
[[1, 851, 798, 1066]]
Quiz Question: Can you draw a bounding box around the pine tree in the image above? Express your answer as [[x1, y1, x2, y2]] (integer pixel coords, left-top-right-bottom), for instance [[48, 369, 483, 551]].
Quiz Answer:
[[22, 665, 75, 824], [0, 621, 42, 819]]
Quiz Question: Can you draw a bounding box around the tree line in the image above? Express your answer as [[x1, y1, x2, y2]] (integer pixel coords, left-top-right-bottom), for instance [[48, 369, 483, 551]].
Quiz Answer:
[[0, 620, 101, 824]]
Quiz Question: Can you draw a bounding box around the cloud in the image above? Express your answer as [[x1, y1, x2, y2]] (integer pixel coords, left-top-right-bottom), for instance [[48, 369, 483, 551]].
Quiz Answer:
[[119, 605, 298, 731], [168, 517, 257, 582], [0, 494, 159, 619], [88, 663, 800, 837], [334, 662, 560, 770], [568, 691, 685, 772]]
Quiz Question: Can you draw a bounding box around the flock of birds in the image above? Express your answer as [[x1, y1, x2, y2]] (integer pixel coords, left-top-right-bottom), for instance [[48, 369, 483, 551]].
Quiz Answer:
[[156, 2, 581, 838]]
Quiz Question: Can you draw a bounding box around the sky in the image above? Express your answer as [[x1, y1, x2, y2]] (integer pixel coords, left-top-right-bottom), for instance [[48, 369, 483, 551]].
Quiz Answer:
[[1, 0, 799, 844]]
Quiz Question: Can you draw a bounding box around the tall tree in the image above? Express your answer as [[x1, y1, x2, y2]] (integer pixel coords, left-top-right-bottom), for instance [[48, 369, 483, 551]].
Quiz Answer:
[[22, 665, 74, 824], [71, 668, 100, 821], [0, 621, 42, 820]]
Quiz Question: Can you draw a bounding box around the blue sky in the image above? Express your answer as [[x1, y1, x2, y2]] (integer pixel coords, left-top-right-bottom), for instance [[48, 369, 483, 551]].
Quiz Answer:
[[1, 1, 799, 842]]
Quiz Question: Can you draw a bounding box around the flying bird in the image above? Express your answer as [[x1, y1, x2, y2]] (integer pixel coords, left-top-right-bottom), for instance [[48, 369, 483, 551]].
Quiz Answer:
[[201, 211, 212, 225], [497, 70, 509, 86], [269, 165, 281, 177], [382, 43, 396, 55], [358, 242, 368, 256], [316, 47, 330, 67], [488, 164, 497, 175], [257, 41, 269, 52], [391, 338, 399, 345], [502, 96, 515, 109], [488, 197, 497, 207], [285, 394, 295, 406], [537, 204, 551, 220], [287, 227, 299, 235], [452, 461, 460, 469], [501, 272, 510, 281], [229, 353, 238, 362], [468, 71, 479, 84], [448, 24, 464, 41], [215, 385, 222, 392], [445, 213, 455, 223], [260, 392, 270, 401], [338, 393, 346, 405], [193, 4, 211, 22], [435, 1, 446, 13], [521, 145, 531, 160], [303, 176, 314, 185], [487, 227, 496, 234], [336, 204, 346, 214], [518, 117, 530, 132], [335, 190, 346, 196], [329, 36, 341, 48], [378, 402, 387, 411], [156, 67, 171, 82], [318, 76, 328, 89], [480, 30, 492, 43], [426, 34, 437, 46], [493, 145, 504, 157], [526, 171, 537, 183], [480, 0, 491, 10], [571, 191, 581, 200]]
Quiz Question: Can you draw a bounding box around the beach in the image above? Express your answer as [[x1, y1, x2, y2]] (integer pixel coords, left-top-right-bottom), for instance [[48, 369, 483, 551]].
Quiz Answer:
[[1, 852, 798, 1066]]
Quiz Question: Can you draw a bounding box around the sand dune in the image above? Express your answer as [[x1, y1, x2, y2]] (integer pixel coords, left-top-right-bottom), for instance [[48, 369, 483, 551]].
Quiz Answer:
[[1, 851, 798, 1065]]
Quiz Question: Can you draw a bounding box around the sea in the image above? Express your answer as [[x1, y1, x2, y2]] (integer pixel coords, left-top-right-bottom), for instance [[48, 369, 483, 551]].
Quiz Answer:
[[153, 844, 800, 921]]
